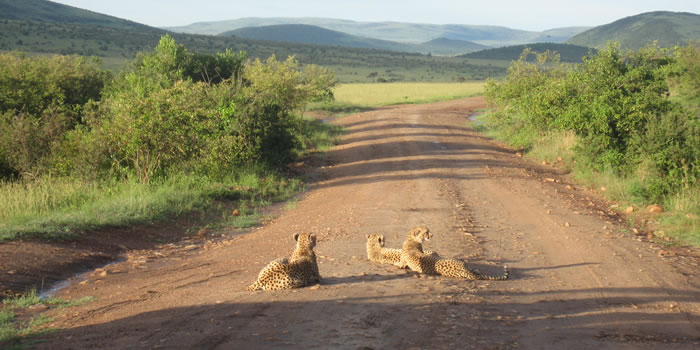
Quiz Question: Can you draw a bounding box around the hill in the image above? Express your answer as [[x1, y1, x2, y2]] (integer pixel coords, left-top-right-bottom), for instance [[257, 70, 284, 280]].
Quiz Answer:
[[419, 38, 489, 55], [0, 0, 154, 31], [567, 11, 700, 49], [165, 17, 591, 46], [0, 1, 507, 82], [462, 43, 595, 63], [221, 24, 416, 52], [223, 24, 487, 55]]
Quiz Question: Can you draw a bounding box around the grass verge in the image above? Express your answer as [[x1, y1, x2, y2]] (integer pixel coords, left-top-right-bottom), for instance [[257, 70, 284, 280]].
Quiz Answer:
[[473, 114, 700, 247], [1, 290, 93, 349]]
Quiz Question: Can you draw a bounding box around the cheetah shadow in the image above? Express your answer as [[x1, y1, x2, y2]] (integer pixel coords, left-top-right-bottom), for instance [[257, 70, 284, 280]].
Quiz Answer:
[[321, 272, 413, 286]]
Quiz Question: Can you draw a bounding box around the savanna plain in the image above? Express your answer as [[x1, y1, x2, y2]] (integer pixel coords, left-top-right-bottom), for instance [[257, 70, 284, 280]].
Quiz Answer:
[[0, 21, 699, 350]]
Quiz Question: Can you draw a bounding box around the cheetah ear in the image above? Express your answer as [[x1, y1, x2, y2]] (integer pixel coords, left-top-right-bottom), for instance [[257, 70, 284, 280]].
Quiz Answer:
[[293, 233, 300, 241], [366, 234, 370, 239]]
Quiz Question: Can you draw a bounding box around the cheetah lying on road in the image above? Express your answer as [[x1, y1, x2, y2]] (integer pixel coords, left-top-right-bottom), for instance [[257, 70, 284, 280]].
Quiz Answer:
[[400, 226, 508, 280], [366, 233, 438, 268], [246, 233, 321, 291]]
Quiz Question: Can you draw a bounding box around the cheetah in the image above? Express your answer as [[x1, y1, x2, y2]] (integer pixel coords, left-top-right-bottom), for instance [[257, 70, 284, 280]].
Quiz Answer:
[[246, 232, 321, 291], [400, 226, 508, 280], [366, 233, 438, 268]]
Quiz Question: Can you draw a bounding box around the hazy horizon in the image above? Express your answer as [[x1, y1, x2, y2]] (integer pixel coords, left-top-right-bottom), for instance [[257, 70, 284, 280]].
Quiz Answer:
[[50, 0, 700, 32]]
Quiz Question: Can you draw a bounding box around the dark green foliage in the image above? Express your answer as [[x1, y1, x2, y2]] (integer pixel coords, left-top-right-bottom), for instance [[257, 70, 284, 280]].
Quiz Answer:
[[0, 35, 335, 184], [486, 43, 699, 203], [0, 53, 110, 177], [463, 43, 595, 63]]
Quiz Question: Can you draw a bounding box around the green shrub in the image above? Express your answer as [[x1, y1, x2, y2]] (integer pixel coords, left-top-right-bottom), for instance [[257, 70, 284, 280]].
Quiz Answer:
[[486, 42, 699, 203], [0, 53, 110, 178]]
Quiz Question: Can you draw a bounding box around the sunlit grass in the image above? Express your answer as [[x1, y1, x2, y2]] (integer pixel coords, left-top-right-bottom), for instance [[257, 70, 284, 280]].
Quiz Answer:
[[332, 81, 486, 106]]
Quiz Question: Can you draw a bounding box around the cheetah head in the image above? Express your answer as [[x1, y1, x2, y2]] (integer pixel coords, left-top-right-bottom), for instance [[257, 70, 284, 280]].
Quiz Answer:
[[407, 226, 432, 243], [366, 233, 385, 247], [293, 232, 317, 250]]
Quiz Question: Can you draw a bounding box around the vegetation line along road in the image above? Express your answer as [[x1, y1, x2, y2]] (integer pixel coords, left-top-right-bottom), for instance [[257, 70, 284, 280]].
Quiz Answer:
[[0, 35, 338, 241], [479, 44, 699, 246]]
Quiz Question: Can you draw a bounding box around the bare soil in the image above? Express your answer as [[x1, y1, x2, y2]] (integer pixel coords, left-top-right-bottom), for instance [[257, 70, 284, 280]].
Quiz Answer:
[[4, 96, 700, 349]]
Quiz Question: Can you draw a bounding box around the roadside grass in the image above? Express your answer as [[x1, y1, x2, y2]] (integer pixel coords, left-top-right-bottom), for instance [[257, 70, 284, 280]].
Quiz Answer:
[[1, 290, 93, 348], [473, 114, 700, 247], [310, 81, 486, 113], [299, 117, 345, 152], [0, 117, 340, 242]]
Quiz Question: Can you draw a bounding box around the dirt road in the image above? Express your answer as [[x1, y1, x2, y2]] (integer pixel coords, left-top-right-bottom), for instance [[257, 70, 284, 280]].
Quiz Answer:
[[37, 97, 700, 349]]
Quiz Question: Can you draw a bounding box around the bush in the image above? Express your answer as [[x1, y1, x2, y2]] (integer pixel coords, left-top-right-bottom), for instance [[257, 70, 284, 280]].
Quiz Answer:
[[0, 53, 110, 178], [93, 36, 335, 182], [485, 43, 699, 202]]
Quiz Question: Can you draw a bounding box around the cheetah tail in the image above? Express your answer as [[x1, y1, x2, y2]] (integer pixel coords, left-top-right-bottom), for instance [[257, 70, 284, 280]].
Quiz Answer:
[[478, 264, 509, 281], [246, 281, 262, 291], [501, 265, 509, 280]]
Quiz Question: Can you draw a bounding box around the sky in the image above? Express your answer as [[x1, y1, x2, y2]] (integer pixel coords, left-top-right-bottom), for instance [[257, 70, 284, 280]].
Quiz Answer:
[[51, 0, 700, 31]]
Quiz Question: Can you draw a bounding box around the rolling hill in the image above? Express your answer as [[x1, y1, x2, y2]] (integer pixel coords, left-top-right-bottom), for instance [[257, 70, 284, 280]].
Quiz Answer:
[[221, 24, 416, 52], [462, 43, 595, 63], [222, 24, 487, 55], [567, 11, 700, 49], [0, 0, 154, 31], [419, 38, 489, 55], [165, 17, 591, 47], [0, 0, 507, 82]]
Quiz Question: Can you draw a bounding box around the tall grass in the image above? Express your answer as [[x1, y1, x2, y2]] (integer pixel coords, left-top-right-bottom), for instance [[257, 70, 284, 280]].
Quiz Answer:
[[0, 169, 307, 241]]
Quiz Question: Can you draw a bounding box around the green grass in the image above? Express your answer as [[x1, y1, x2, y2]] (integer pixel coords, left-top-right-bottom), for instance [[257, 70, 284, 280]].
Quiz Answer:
[[2, 290, 93, 309], [473, 114, 700, 247], [0, 290, 93, 348], [0, 169, 299, 241]]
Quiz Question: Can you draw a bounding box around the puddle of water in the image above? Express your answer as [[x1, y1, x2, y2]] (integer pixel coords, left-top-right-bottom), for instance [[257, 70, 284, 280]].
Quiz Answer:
[[38, 258, 125, 299], [469, 112, 484, 125]]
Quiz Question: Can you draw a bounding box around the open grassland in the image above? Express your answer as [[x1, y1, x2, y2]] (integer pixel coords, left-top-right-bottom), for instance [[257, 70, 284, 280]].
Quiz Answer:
[[318, 82, 486, 110]]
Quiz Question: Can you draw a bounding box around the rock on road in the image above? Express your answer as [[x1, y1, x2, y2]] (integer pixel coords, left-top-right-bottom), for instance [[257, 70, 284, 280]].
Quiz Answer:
[[38, 96, 700, 349]]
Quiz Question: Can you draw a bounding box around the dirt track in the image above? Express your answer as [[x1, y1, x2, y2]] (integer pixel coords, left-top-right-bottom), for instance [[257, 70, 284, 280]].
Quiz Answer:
[[35, 96, 699, 349]]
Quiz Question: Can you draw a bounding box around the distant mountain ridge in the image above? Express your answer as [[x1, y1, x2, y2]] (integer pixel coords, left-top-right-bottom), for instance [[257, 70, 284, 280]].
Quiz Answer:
[[165, 17, 591, 47], [222, 24, 416, 52], [222, 24, 488, 55], [567, 11, 700, 49]]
